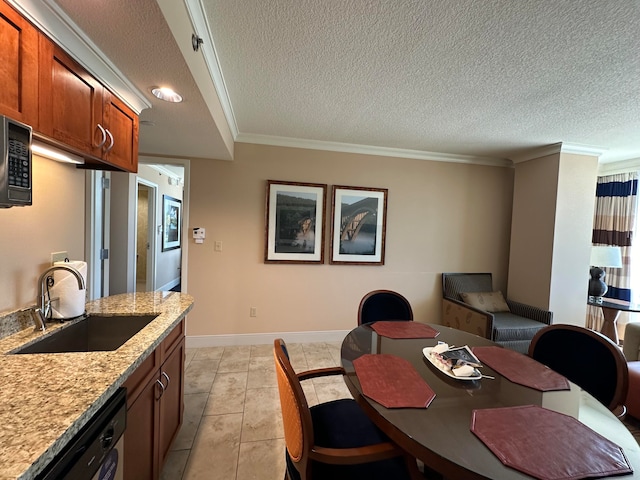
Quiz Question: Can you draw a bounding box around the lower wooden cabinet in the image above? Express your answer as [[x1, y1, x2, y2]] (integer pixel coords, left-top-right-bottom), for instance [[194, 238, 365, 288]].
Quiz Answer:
[[123, 320, 185, 479], [124, 368, 157, 480]]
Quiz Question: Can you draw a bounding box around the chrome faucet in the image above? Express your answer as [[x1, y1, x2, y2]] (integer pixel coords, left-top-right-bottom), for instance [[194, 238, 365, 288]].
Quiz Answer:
[[33, 265, 86, 331]]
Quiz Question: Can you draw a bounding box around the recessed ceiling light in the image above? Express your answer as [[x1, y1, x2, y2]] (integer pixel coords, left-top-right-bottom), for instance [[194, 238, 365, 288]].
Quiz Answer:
[[151, 87, 183, 103]]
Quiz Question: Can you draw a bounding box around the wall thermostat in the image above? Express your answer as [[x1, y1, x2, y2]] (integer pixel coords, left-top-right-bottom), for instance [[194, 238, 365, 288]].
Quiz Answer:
[[193, 227, 205, 243]]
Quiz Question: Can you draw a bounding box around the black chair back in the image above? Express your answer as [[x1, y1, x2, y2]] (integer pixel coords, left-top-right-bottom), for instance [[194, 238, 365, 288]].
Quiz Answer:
[[358, 290, 413, 325], [529, 324, 628, 412]]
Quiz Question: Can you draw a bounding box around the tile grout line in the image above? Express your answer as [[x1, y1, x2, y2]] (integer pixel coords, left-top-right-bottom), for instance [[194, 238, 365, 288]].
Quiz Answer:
[[234, 347, 250, 480]]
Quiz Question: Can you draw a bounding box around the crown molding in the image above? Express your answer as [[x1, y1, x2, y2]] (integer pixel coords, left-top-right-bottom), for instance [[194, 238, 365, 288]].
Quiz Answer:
[[146, 164, 184, 181], [510, 143, 563, 163], [236, 133, 512, 167], [184, 0, 238, 138], [510, 142, 607, 163], [597, 157, 640, 175], [7, 0, 151, 114], [561, 143, 608, 157]]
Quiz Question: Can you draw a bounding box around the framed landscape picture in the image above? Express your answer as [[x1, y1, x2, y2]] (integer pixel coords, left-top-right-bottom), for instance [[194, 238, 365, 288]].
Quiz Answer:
[[330, 185, 387, 265], [264, 180, 327, 263], [162, 195, 182, 251]]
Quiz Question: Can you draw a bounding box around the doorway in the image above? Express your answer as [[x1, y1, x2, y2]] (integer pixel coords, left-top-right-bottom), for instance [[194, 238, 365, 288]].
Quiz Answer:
[[86, 160, 189, 297], [135, 179, 157, 292]]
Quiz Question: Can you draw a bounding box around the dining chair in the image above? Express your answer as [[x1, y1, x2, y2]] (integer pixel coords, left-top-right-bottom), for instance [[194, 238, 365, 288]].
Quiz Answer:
[[273, 339, 422, 480], [358, 289, 414, 325], [528, 324, 628, 414]]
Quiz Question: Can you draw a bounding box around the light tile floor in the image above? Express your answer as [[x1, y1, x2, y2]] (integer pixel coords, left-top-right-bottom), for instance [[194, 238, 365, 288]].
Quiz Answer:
[[160, 342, 352, 480]]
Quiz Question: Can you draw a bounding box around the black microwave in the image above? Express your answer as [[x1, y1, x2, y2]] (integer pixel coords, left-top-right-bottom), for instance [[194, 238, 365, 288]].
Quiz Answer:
[[0, 115, 32, 208]]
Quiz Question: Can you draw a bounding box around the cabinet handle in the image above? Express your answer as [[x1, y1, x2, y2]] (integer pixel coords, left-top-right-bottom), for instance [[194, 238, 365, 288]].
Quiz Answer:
[[95, 124, 107, 148], [162, 371, 170, 389], [104, 129, 114, 153], [155, 378, 165, 400]]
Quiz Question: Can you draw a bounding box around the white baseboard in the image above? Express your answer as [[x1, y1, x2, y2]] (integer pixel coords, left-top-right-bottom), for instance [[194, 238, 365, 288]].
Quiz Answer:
[[158, 278, 180, 291], [186, 329, 351, 348]]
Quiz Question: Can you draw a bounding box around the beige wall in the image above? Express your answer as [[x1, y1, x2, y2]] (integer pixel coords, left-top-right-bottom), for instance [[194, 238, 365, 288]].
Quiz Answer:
[[0, 155, 85, 313], [508, 151, 599, 326], [186, 143, 515, 337], [136, 188, 149, 282], [549, 153, 598, 325], [508, 154, 559, 308]]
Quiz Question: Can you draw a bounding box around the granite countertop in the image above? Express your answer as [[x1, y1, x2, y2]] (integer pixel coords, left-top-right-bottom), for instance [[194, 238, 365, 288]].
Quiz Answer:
[[0, 291, 194, 480]]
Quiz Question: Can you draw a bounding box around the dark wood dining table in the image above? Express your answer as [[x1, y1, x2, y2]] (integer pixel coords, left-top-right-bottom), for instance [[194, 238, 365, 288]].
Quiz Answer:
[[340, 322, 640, 480]]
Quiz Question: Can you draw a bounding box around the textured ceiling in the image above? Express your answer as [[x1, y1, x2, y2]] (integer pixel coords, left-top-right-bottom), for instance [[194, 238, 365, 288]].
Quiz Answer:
[[54, 0, 230, 161], [54, 0, 640, 164]]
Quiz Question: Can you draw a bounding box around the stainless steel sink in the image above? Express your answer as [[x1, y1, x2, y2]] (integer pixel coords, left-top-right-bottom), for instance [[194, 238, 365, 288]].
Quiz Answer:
[[12, 314, 158, 354]]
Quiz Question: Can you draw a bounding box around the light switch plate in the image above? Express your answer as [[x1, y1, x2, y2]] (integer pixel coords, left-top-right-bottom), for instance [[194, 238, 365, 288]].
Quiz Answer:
[[51, 251, 68, 264]]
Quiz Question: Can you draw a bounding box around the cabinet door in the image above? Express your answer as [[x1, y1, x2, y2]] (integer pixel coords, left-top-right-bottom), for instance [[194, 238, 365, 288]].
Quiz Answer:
[[124, 375, 160, 480], [158, 338, 185, 469], [103, 90, 139, 172], [38, 37, 103, 156], [0, 1, 38, 126]]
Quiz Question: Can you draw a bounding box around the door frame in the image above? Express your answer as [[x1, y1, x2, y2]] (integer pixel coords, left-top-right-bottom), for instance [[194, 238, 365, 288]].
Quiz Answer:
[[85, 170, 110, 300], [139, 157, 190, 294], [136, 178, 158, 292]]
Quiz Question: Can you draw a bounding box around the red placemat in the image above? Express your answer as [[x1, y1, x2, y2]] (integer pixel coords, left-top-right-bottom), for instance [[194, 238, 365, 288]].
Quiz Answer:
[[370, 321, 440, 339], [472, 346, 570, 391], [353, 354, 436, 408], [471, 405, 632, 480]]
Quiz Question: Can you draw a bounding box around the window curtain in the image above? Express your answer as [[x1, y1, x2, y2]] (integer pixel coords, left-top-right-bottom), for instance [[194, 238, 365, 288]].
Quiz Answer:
[[586, 172, 638, 331]]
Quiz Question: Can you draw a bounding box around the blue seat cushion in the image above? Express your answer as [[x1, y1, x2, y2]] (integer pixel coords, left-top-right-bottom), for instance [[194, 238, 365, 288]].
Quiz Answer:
[[285, 398, 411, 480]]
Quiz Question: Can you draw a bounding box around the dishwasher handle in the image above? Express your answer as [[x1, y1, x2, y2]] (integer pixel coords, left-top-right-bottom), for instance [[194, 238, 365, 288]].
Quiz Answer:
[[100, 426, 115, 450]]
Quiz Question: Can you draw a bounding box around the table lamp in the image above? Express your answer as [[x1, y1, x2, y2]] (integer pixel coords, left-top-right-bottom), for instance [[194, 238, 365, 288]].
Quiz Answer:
[[588, 246, 622, 304]]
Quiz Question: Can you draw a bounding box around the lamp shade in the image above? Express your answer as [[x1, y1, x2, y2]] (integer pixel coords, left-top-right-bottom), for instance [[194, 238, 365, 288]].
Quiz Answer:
[[590, 246, 622, 268]]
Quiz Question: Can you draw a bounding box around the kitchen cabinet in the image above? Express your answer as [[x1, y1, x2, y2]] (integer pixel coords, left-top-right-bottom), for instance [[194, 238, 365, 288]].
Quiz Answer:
[[0, 1, 39, 127], [102, 90, 139, 172], [38, 38, 102, 157], [123, 320, 185, 479], [38, 38, 139, 172]]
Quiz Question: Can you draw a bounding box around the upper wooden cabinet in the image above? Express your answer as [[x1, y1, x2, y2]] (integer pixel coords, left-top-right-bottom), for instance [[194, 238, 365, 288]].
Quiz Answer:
[[0, 0, 139, 173], [0, 1, 39, 127], [38, 38, 103, 157], [38, 38, 139, 172], [102, 90, 139, 172]]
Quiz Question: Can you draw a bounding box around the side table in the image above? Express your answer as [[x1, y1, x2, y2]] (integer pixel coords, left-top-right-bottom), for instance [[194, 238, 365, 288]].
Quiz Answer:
[[588, 300, 640, 345]]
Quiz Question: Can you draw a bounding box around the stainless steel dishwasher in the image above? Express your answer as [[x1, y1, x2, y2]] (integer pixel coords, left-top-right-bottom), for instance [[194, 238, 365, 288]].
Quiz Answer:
[[35, 387, 126, 480]]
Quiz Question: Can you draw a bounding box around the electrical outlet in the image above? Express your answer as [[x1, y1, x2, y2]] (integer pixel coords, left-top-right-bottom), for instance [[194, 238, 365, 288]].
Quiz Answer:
[[214, 241, 223, 252], [51, 251, 68, 264], [250, 307, 257, 317]]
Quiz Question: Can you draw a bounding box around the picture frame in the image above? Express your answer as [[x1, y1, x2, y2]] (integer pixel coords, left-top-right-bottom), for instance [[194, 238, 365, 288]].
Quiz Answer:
[[162, 195, 182, 251], [265, 180, 327, 263], [330, 185, 387, 265]]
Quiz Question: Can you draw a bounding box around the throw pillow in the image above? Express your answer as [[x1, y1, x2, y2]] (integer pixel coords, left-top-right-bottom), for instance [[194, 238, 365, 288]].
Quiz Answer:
[[460, 291, 510, 313]]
